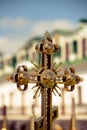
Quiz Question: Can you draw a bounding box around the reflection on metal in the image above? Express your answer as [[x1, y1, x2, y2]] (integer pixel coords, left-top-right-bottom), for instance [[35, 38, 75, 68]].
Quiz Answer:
[[52, 106, 58, 121], [8, 32, 83, 130], [34, 116, 44, 130]]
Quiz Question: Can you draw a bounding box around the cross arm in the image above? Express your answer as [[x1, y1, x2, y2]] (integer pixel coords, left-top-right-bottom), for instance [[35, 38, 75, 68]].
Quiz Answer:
[[55, 68, 83, 91], [8, 65, 40, 91]]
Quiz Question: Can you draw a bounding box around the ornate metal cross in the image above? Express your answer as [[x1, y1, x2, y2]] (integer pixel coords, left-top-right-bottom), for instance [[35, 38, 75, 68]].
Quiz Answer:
[[9, 32, 83, 130]]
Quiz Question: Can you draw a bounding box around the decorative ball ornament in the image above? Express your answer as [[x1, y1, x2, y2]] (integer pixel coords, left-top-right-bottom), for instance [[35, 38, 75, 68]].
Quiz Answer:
[[35, 43, 43, 53], [16, 65, 29, 85], [43, 42, 55, 54], [16, 65, 28, 73], [65, 74, 76, 86], [40, 69, 56, 88], [17, 71, 29, 85]]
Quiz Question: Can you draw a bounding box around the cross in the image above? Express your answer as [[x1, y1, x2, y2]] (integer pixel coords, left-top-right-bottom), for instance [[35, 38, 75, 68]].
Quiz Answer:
[[8, 31, 83, 130]]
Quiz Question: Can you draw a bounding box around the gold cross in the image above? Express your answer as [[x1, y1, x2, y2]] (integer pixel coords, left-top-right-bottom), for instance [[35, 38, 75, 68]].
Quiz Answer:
[[8, 32, 83, 130]]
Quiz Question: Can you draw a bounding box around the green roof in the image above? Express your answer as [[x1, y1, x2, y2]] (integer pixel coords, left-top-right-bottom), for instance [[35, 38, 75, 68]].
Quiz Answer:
[[20, 36, 43, 51], [62, 57, 87, 72], [79, 19, 87, 23], [51, 29, 74, 36], [51, 27, 83, 37]]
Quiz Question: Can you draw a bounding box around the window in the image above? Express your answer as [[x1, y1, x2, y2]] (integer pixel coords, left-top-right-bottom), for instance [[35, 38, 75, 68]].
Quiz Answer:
[[57, 46, 61, 57], [82, 38, 86, 58], [73, 40, 77, 53], [11, 55, 17, 68]]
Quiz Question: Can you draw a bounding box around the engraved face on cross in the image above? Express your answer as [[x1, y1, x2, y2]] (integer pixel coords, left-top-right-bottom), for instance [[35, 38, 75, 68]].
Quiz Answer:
[[8, 31, 83, 130]]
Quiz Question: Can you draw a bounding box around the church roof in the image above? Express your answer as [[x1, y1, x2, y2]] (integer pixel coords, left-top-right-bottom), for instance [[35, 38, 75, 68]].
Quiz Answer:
[[79, 19, 87, 23]]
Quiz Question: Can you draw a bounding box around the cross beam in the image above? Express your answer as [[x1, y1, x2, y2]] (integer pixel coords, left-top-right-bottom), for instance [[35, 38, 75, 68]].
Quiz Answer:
[[8, 32, 83, 130]]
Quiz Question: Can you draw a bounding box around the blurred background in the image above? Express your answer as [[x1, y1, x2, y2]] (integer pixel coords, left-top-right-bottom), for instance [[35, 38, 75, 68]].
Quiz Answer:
[[0, 0, 87, 130]]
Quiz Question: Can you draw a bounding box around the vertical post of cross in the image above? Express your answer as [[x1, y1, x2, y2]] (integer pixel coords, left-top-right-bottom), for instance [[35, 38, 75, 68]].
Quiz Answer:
[[34, 32, 58, 130]]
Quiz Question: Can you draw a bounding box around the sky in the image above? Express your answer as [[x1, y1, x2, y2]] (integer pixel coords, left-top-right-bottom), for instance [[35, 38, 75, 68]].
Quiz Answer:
[[0, 0, 87, 55]]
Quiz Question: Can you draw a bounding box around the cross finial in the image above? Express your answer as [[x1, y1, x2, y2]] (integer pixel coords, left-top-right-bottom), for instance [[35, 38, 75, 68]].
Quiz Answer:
[[44, 31, 52, 43], [44, 31, 50, 37]]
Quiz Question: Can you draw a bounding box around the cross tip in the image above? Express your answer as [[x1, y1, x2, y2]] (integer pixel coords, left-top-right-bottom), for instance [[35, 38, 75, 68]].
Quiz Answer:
[[44, 31, 50, 37]]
